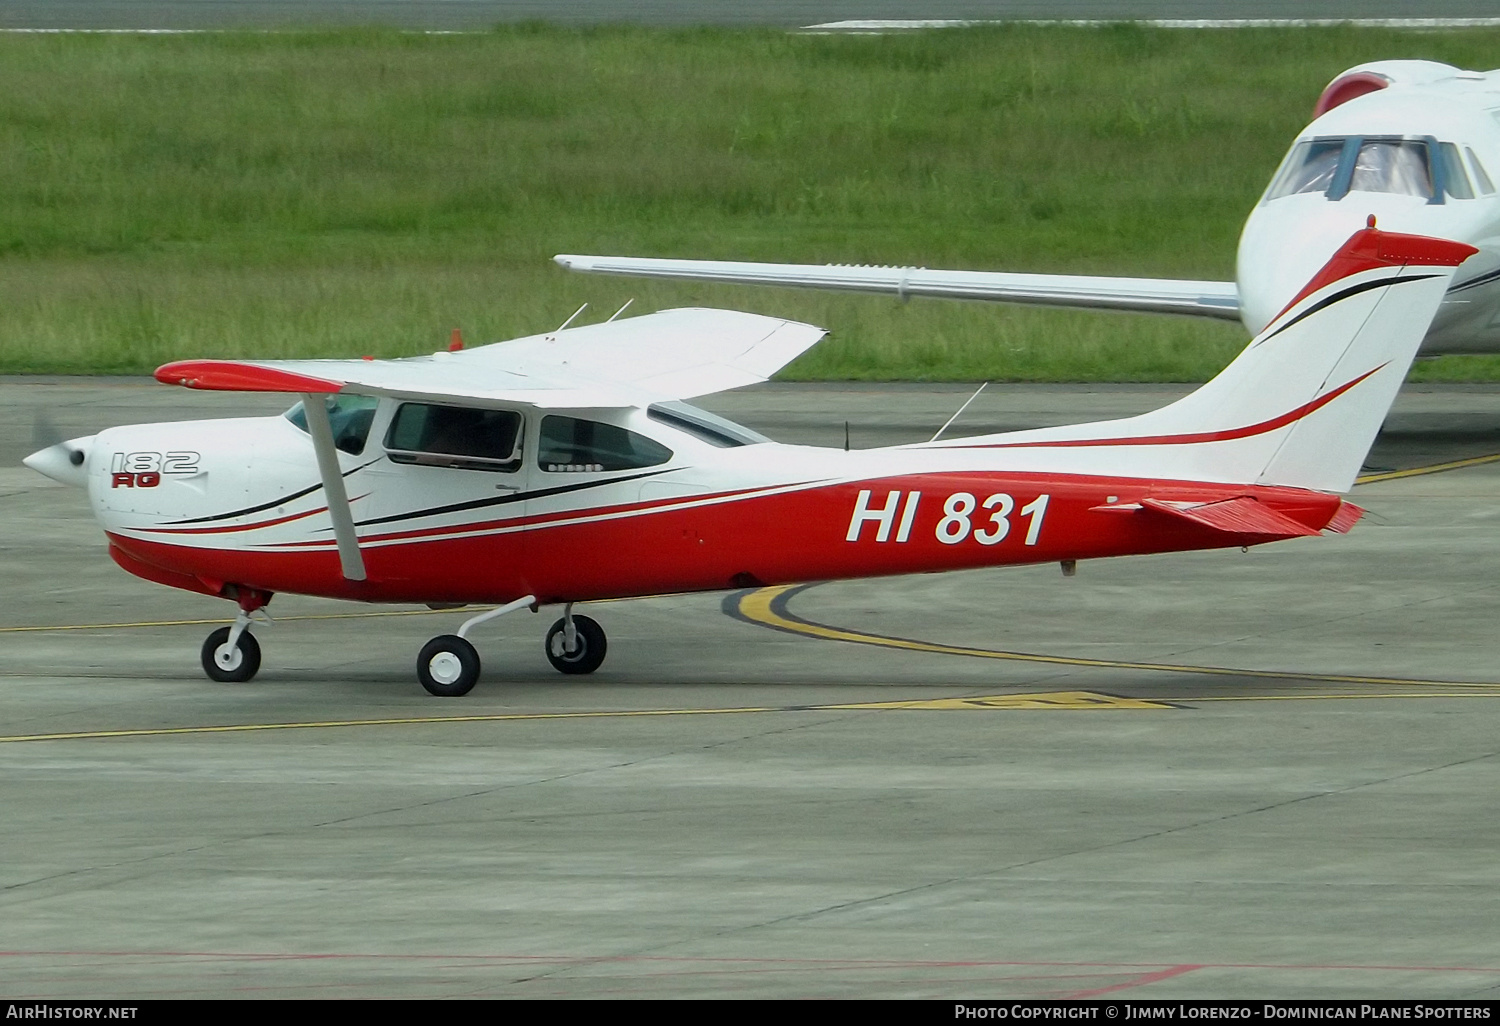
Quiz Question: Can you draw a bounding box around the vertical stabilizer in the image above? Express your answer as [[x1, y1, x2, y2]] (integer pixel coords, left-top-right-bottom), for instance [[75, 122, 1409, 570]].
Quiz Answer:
[[943, 228, 1475, 493]]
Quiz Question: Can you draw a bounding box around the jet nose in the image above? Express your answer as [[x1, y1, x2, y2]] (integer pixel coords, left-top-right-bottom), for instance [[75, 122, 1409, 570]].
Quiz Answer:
[[23, 435, 95, 487], [1236, 195, 1431, 334]]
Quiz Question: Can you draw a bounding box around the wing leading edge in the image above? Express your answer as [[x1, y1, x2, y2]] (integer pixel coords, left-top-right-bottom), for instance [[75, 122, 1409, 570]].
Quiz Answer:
[[554, 254, 1241, 321], [156, 307, 827, 407]]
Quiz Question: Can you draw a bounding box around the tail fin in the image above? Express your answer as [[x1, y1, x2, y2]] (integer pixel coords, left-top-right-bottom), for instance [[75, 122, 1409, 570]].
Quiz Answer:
[[947, 228, 1475, 492]]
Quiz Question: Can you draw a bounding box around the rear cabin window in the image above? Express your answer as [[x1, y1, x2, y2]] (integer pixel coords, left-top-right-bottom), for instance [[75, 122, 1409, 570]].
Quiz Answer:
[[538, 416, 672, 473], [384, 403, 523, 472]]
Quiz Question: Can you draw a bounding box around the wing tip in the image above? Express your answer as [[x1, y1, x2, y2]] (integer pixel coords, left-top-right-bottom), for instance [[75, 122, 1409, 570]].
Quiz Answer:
[[154, 360, 343, 394]]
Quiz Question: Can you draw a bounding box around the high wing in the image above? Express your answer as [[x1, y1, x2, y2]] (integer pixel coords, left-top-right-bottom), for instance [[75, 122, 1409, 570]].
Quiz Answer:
[[554, 254, 1242, 322], [155, 307, 827, 407]]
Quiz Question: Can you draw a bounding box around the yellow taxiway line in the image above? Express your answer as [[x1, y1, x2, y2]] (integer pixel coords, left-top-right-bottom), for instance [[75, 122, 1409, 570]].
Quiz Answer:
[[731, 585, 1500, 691], [1354, 451, 1500, 485]]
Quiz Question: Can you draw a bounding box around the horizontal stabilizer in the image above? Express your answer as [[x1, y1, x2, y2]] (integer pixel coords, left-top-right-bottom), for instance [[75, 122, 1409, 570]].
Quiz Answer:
[[1324, 500, 1365, 535], [1139, 497, 1321, 538]]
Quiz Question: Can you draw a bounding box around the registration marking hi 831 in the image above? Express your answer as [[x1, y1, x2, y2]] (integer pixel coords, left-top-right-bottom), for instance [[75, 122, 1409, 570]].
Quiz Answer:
[[846, 489, 1049, 546]]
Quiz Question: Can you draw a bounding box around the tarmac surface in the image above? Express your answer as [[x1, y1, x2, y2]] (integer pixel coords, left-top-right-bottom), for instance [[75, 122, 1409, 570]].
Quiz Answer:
[[4, 1, 1494, 30], [3, 377, 1500, 999]]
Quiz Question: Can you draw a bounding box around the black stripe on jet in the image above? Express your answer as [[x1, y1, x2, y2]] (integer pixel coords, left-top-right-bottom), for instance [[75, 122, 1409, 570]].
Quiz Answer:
[[163, 458, 382, 525], [1449, 266, 1500, 294], [347, 468, 677, 530], [1257, 273, 1442, 346]]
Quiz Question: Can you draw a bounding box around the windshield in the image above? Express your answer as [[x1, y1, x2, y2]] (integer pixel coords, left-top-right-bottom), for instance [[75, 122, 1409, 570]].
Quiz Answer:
[[1263, 135, 1472, 204], [284, 394, 380, 455], [1266, 139, 1346, 199], [1348, 139, 1432, 198]]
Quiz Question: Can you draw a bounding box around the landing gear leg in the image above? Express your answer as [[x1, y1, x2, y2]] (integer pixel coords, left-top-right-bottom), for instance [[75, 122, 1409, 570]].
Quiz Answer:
[[545, 603, 607, 675], [416, 594, 535, 697]]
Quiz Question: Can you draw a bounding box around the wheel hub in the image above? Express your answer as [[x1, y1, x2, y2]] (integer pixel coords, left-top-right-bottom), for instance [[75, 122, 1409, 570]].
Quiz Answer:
[[215, 644, 242, 671], [428, 651, 463, 685]]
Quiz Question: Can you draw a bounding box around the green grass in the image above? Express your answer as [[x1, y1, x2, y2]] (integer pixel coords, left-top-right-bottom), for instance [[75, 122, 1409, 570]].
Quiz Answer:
[[3, 24, 1500, 380]]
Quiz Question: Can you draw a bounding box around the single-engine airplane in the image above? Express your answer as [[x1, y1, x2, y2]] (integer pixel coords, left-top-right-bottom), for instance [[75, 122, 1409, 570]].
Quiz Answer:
[[556, 60, 1500, 355], [24, 227, 1474, 696]]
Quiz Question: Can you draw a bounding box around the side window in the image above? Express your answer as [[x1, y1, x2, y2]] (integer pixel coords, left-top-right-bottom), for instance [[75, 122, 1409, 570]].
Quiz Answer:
[[1467, 147, 1495, 194], [1439, 143, 1475, 199], [538, 416, 672, 473], [384, 403, 524, 472]]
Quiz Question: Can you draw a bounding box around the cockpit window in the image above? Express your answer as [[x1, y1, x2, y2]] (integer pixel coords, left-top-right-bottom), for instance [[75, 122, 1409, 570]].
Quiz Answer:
[[1438, 143, 1475, 200], [1467, 147, 1495, 194], [1265, 139, 1347, 200], [538, 416, 672, 473], [385, 403, 523, 472], [1348, 139, 1433, 199], [284, 394, 379, 456], [1264, 136, 1475, 204]]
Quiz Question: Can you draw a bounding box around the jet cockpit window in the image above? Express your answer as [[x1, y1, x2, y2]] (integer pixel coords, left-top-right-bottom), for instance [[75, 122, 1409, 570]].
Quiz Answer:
[[1438, 143, 1475, 199], [1467, 147, 1495, 194], [384, 403, 523, 472], [538, 416, 672, 473], [1265, 136, 1464, 204], [1348, 139, 1433, 199], [1265, 139, 1347, 200], [283, 394, 380, 456]]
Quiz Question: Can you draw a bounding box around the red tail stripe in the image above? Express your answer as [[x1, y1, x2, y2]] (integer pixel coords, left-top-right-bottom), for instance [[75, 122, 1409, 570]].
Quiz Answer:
[[959, 366, 1383, 451]]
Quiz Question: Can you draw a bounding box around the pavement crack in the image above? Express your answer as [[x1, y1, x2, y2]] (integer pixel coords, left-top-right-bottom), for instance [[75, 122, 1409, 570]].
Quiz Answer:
[[709, 747, 1500, 934]]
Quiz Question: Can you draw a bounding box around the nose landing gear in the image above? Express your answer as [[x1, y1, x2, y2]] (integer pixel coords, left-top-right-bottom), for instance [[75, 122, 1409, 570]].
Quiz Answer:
[[201, 624, 262, 683], [200, 590, 273, 683]]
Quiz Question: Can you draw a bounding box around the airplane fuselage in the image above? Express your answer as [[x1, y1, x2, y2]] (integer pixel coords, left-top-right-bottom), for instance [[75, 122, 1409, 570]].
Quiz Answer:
[[87, 401, 1342, 609]]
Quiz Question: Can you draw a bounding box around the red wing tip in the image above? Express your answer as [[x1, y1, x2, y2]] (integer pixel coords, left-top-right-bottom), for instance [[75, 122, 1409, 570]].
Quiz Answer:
[[153, 360, 343, 394]]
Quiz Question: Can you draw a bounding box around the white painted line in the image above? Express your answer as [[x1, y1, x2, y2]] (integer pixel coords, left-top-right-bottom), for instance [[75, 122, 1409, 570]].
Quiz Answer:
[[807, 18, 1500, 31]]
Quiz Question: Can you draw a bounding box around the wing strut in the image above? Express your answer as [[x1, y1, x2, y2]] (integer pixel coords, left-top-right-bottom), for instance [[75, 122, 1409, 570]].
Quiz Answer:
[[301, 393, 367, 582]]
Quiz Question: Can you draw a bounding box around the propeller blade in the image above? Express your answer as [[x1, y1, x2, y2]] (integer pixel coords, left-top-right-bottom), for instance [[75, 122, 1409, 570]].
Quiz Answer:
[[32, 410, 64, 450]]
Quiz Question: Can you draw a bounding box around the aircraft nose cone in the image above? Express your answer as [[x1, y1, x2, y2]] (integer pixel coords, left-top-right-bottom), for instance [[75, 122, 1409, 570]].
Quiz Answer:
[[1236, 195, 1431, 334], [23, 435, 94, 487]]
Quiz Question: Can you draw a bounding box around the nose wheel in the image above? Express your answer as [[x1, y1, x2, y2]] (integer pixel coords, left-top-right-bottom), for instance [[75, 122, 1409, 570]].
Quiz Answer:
[[201, 625, 262, 683], [545, 614, 607, 675]]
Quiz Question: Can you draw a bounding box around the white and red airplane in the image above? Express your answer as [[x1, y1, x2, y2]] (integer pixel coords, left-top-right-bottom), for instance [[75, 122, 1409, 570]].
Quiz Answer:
[[23, 227, 1474, 696], [556, 60, 1500, 355]]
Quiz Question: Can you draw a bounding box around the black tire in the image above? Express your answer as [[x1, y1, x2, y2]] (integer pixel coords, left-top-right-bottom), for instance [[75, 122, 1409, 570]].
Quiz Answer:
[[417, 634, 481, 696], [545, 614, 607, 675], [201, 625, 262, 683]]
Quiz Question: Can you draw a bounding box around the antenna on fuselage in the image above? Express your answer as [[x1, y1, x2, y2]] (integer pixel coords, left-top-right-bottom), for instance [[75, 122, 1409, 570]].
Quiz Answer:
[[556, 303, 588, 332], [929, 382, 988, 443], [606, 298, 635, 322]]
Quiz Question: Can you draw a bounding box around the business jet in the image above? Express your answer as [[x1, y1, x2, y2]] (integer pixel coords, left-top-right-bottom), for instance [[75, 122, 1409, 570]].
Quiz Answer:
[[556, 60, 1500, 355], [23, 227, 1473, 695]]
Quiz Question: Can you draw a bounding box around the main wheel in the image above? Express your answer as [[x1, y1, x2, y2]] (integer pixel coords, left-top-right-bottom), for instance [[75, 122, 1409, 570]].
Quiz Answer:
[[201, 626, 262, 683], [545, 614, 607, 675], [417, 635, 481, 696]]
